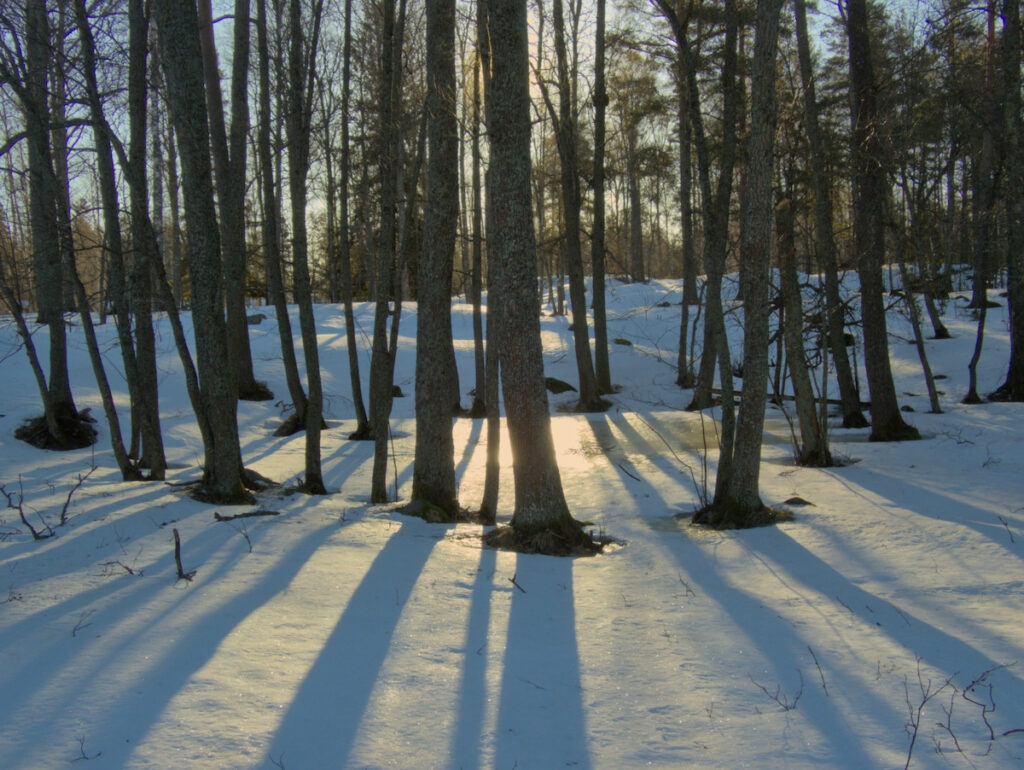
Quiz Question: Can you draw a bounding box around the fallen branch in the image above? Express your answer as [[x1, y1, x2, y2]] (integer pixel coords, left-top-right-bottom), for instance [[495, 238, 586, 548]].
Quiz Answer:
[[710, 387, 870, 409], [213, 508, 280, 522], [0, 479, 54, 540]]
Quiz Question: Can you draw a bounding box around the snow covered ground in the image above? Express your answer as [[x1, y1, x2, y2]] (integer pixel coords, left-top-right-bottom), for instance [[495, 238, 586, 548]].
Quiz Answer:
[[0, 277, 1022, 768]]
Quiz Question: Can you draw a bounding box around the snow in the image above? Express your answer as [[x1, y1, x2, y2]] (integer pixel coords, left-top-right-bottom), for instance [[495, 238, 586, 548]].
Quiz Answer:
[[1, 278, 1022, 768]]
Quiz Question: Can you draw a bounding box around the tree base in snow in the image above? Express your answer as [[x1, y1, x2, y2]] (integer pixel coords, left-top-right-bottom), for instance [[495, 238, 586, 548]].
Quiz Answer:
[[190, 481, 255, 506], [690, 503, 794, 530], [239, 380, 274, 402], [483, 517, 603, 556], [273, 413, 329, 437], [868, 418, 921, 442], [465, 398, 487, 418], [14, 410, 97, 450]]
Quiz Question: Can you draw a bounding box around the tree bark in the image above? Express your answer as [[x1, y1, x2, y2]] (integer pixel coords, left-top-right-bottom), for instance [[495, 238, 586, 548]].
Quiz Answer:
[[549, 0, 603, 412], [794, 0, 867, 428], [369, 0, 403, 503], [412, 0, 459, 517], [778, 198, 832, 465], [197, 0, 266, 401], [286, 0, 327, 494], [338, 0, 371, 436], [24, 0, 78, 440], [484, 0, 591, 552], [995, 0, 1024, 400], [709, 0, 785, 522], [592, 0, 612, 394], [846, 0, 919, 441], [154, 0, 249, 502], [255, 0, 308, 430]]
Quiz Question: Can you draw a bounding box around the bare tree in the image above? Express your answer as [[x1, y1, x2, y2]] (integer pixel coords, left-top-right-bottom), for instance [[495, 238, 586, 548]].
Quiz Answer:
[[845, 0, 919, 441], [286, 0, 328, 494], [482, 0, 596, 554], [153, 0, 250, 502], [410, 0, 459, 518], [198, 0, 270, 401], [793, 0, 867, 428]]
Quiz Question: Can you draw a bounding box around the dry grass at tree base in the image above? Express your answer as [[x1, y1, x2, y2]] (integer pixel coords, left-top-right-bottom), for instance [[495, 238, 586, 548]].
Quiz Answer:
[[483, 516, 605, 556], [14, 410, 97, 450], [690, 503, 795, 530]]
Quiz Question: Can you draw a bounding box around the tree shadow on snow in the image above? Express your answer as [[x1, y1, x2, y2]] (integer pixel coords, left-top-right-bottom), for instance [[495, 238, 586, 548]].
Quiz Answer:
[[266, 518, 445, 766], [494, 553, 592, 768]]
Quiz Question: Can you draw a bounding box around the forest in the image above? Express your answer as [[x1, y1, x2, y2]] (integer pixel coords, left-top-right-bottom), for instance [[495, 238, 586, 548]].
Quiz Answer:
[[0, 0, 1021, 535], [1, 0, 1024, 766]]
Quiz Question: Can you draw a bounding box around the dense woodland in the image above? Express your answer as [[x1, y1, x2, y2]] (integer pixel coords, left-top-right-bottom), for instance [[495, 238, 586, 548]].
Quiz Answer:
[[0, 0, 1022, 549]]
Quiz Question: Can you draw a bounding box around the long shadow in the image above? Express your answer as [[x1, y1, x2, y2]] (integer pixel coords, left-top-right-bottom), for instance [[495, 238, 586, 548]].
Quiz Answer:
[[453, 417, 484, 485], [577, 413, 695, 514], [0, 516, 338, 768], [494, 553, 591, 768], [832, 463, 1024, 564], [741, 527, 1024, 692], [646, 521, 898, 767], [266, 518, 445, 766], [448, 543, 498, 765]]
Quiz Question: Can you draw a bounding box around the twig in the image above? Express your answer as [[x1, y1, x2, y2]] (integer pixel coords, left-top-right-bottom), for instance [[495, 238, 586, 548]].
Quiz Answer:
[[808, 646, 828, 696], [1, 479, 54, 540], [59, 466, 96, 527], [903, 657, 953, 770], [961, 663, 1012, 742], [750, 670, 804, 711], [509, 572, 526, 594], [99, 560, 136, 576], [934, 690, 963, 754], [616, 462, 642, 482], [173, 528, 196, 582], [71, 736, 101, 762], [997, 515, 1015, 543], [72, 609, 95, 637]]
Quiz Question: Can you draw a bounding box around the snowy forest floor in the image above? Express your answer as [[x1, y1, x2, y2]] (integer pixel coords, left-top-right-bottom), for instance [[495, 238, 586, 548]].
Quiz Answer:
[[1, 277, 1023, 768]]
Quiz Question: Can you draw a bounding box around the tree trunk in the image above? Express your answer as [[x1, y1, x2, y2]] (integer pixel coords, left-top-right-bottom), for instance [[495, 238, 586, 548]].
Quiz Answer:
[[846, 0, 919, 442], [483, 0, 593, 553], [708, 0, 785, 523], [778, 198, 832, 465], [369, 0, 403, 503], [591, 0, 612, 394], [411, 0, 459, 518], [550, 0, 603, 412], [995, 0, 1024, 400], [477, 0, 501, 525], [469, 33, 487, 419], [154, 0, 249, 502], [256, 0, 308, 431], [73, 0, 146, 470], [339, 0, 371, 435], [198, 0, 266, 401], [127, 0, 167, 477], [287, 0, 327, 494], [794, 0, 867, 428], [674, 11, 697, 389], [24, 0, 78, 442]]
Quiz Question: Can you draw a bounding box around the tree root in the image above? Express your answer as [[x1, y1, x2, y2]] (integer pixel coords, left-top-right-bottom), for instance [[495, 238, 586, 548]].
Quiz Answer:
[[483, 516, 604, 556]]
